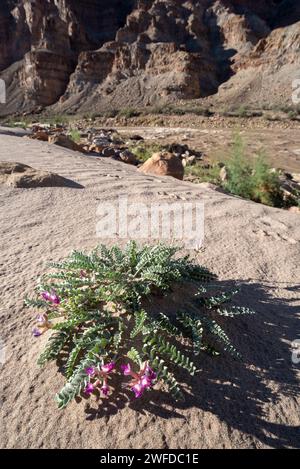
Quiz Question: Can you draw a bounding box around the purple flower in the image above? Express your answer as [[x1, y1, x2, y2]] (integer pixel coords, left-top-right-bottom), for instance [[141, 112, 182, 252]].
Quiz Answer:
[[36, 314, 45, 323], [125, 362, 157, 399], [32, 327, 42, 338], [121, 364, 132, 376], [41, 291, 51, 302], [50, 293, 60, 305], [85, 367, 95, 377], [132, 382, 144, 399], [101, 362, 115, 374], [144, 365, 157, 382], [84, 383, 95, 395], [41, 290, 60, 305], [141, 375, 152, 389], [101, 384, 110, 396]]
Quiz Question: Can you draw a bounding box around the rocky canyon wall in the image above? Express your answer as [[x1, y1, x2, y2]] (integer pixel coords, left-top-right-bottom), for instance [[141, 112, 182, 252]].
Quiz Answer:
[[0, 0, 299, 115]]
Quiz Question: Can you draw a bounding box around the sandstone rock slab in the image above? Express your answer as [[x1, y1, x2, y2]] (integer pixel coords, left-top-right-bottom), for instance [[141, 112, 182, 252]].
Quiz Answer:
[[0, 162, 70, 188], [138, 152, 184, 180]]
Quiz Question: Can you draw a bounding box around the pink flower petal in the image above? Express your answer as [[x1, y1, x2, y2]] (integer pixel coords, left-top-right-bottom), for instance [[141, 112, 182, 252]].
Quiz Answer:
[[85, 383, 95, 395], [132, 382, 145, 399], [85, 367, 95, 377], [141, 376, 152, 389], [41, 291, 51, 301], [101, 385, 110, 396], [32, 327, 42, 338], [145, 365, 157, 381], [121, 364, 132, 376], [101, 362, 115, 374], [41, 290, 60, 305], [50, 294, 60, 305]]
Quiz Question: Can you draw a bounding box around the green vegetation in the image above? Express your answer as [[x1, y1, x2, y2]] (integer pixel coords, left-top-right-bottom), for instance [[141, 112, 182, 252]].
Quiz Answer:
[[220, 106, 263, 118], [185, 164, 220, 184], [26, 242, 254, 409], [2, 114, 72, 128], [129, 142, 165, 163], [118, 108, 142, 119], [223, 136, 284, 207], [1, 117, 32, 129], [69, 129, 81, 144], [149, 105, 213, 117], [186, 134, 299, 208]]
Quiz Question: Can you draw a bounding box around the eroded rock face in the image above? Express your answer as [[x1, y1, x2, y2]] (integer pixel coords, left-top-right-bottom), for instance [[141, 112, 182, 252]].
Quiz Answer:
[[0, 0, 135, 112], [0, 0, 299, 114]]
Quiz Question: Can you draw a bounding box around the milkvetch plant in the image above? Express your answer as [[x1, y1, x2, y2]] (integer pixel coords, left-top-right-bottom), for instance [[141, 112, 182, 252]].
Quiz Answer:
[[25, 242, 254, 409]]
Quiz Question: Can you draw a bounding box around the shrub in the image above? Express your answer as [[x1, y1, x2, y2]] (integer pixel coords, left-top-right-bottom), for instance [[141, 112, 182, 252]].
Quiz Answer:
[[45, 114, 70, 126], [224, 135, 285, 207], [103, 109, 118, 118], [25, 243, 254, 409], [250, 154, 283, 207], [150, 105, 213, 117], [69, 129, 81, 144], [184, 135, 293, 208], [223, 134, 254, 200], [118, 108, 141, 119]]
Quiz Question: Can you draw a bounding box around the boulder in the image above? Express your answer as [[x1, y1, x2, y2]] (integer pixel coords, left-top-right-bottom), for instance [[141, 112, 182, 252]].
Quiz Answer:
[[0, 162, 69, 188], [102, 147, 118, 157], [116, 150, 138, 165], [48, 134, 83, 152], [138, 152, 184, 180], [29, 130, 50, 142]]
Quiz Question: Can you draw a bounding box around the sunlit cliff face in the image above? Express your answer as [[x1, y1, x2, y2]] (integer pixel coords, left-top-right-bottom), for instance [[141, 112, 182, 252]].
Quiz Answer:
[[0, 0, 299, 113]]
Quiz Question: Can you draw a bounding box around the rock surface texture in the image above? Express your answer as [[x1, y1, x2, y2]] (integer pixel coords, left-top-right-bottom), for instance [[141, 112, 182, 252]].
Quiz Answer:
[[0, 161, 69, 188], [0, 0, 299, 115], [139, 151, 185, 180]]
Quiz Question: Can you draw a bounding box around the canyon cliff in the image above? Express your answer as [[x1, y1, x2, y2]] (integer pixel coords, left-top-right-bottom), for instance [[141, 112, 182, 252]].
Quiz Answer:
[[0, 0, 299, 115]]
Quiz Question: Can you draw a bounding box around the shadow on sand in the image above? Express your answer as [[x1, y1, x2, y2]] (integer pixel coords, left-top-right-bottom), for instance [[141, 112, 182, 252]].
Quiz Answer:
[[60, 177, 84, 189], [82, 280, 300, 449]]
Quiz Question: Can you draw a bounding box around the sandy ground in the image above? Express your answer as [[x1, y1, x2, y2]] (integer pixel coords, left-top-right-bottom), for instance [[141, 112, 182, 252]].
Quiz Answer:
[[0, 132, 300, 449]]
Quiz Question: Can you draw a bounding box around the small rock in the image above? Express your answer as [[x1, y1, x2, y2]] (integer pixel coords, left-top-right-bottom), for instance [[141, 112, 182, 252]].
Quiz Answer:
[[288, 206, 300, 214], [183, 155, 196, 167], [102, 147, 118, 157], [219, 166, 228, 182], [291, 173, 300, 184], [117, 150, 138, 165], [89, 144, 104, 153], [129, 135, 144, 141], [92, 138, 111, 147], [29, 130, 50, 142]]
